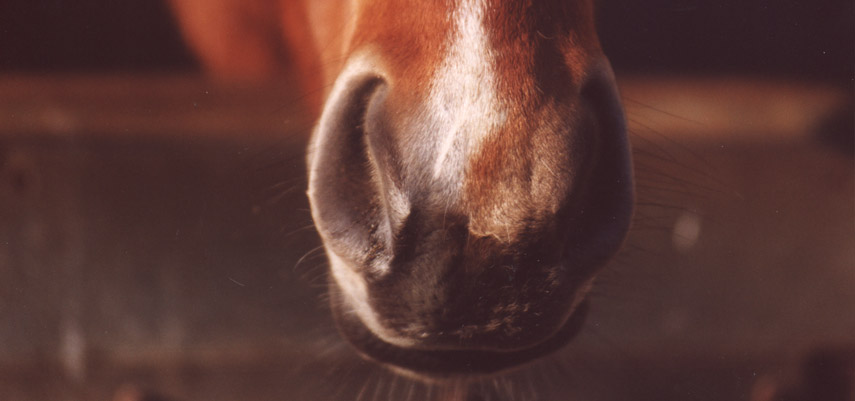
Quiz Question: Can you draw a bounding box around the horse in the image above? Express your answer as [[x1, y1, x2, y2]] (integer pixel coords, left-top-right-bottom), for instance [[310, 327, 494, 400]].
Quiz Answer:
[[169, 0, 633, 380]]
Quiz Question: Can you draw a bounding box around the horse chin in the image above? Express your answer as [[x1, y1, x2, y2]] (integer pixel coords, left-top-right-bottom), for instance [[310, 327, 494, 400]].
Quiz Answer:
[[328, 283, 590, 381]]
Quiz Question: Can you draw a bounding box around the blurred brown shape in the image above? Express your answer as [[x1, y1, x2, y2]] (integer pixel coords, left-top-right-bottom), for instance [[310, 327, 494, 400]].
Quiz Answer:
[[166, 0, 322, 110], [166, 0, 287, 80]]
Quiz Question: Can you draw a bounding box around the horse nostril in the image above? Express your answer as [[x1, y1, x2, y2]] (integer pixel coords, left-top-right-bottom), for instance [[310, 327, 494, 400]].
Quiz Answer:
[[308, 74, 391, 266], [563, 62, 634, 270]]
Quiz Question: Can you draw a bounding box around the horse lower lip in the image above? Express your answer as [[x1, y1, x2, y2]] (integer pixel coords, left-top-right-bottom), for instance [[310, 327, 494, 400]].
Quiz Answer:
[[330, 288, 590, 379]]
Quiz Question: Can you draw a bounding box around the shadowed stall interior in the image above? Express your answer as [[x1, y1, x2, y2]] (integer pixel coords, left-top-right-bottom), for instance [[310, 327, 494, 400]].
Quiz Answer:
[[0, 1, 852, 400]]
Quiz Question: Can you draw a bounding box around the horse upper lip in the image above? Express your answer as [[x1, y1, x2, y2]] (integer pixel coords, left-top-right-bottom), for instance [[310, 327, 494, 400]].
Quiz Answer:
[[330, 284, 590, 379]]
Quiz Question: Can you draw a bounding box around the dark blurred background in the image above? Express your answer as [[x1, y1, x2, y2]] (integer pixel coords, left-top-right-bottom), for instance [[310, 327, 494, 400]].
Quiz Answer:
[[0, 1, 852, 401], [1, 0, 852, 83]]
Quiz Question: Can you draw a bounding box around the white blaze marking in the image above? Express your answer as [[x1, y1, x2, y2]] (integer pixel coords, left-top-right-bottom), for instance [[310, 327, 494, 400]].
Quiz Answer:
[[430, 0, 505, 179]]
